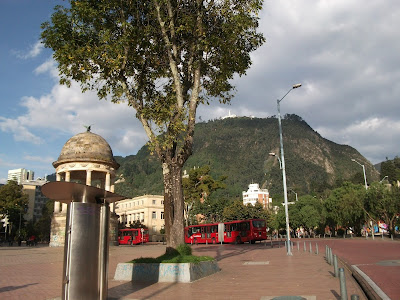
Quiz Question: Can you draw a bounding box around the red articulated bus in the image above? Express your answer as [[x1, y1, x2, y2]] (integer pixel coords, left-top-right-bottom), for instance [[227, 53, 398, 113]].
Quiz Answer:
[[184, 219, 267, 244], [118, 228, 149, 245]]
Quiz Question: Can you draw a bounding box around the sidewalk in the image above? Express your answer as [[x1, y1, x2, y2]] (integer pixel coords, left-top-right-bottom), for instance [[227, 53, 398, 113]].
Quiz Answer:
[[0, 241, 367, 300], [108, 241, 366, 300]]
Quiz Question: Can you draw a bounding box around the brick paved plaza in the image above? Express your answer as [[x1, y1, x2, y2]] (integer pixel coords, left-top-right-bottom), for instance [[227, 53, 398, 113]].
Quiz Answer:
[[0, 238, 398, 299]]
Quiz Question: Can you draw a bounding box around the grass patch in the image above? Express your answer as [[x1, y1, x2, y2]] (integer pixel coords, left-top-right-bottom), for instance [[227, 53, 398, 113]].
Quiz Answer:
[[128, 253, 214, 264], [128, 243, 214, 264]]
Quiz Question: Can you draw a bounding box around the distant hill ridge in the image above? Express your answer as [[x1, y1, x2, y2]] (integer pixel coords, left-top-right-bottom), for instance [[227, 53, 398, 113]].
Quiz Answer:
[[114, 115, 380, 198]]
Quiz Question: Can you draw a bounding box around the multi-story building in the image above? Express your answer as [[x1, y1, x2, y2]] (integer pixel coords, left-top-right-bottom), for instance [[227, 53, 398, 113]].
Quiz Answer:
[[242, 183, 272, 209], [115, 195, 165, 241], [7, 168, 49, 222], [7, 168, 34, 184], [22, 178, 49, 222]]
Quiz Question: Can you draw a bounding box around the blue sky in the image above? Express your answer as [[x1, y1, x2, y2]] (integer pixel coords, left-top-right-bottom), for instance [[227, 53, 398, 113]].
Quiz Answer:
[[1, 0, 400, 184]]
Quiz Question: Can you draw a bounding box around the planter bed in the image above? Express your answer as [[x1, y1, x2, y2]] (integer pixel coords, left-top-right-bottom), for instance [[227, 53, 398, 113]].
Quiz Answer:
[[114, 260, 220, 283]]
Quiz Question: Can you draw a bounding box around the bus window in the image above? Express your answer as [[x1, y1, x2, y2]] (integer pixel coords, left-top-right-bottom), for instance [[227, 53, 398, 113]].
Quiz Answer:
[[252, 220, 266, 228]]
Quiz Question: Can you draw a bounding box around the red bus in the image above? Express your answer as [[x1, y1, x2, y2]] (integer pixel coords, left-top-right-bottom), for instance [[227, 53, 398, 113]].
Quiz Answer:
[[118, 228, 149, 245], [184, 219, 267, 244]]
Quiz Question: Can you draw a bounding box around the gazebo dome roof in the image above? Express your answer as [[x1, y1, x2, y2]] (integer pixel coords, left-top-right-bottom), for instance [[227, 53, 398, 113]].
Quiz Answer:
[[53, 131, 120, 169]]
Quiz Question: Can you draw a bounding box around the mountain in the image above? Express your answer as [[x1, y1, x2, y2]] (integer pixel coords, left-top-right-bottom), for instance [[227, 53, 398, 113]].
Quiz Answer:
[[114, 115, 380, 199]]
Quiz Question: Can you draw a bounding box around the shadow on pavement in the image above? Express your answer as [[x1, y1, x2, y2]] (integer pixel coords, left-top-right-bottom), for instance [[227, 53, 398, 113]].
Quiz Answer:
[[0, 283, 38, 293], [330, 289, 341, 300], [191, 242, 283, 262], [107, 280, 178, 300]]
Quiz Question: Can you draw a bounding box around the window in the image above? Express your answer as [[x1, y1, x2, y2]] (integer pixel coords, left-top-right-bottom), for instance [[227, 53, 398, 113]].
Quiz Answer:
[[161, 212, 164, 220], [152, 226, 157, 233], [152, 200, 156, 205], [152, 211, 157, 219]]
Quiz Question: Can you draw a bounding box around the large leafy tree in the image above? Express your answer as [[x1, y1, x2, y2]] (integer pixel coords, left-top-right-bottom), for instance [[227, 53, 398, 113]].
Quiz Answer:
[[41, 0, 265, 250], [288, 195, 325, 234], [364, 182, 400, 235], [222, 200, 269, 221], [182, 165, 227, 224], [324, 182, 366, 234], [0, 181, 29, 235]]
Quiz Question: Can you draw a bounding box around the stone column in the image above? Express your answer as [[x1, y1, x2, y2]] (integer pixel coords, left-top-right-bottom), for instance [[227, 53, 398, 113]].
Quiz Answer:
[[62, 171, 71, 213], [54, 172, 62, 213], [86, 170, 92, 186], [105, 172, 111, 191]]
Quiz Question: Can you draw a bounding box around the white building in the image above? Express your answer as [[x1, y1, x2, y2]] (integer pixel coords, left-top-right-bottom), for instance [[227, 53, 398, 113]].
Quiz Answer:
[[7, 168, 34, 184], [221, 110, 237, 119], [242, 183, 272, 209], [115, 195, 165, 241]]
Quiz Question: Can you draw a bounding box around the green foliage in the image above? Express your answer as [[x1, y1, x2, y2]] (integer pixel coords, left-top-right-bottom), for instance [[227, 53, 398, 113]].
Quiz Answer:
[[288, 195, 325, 232], [128, 220, 147, 229], [183, 165, 227, 204], [183, 165, 227, 223], [130, 244, 213, 264], [364, 182, 400, 233], [380, 156, 400, 183], [41, 1, 265, 248], [41, 0, 265, 158], [33, 199, 54, 241], [176, 243, 192, 256], [114, 148, 164, 197], [324, 182, 366, 231], [222, 200, 270, 222], [193, 196, 231, 224], [0, 181, 29, 230], [114, 116, 379, 198]]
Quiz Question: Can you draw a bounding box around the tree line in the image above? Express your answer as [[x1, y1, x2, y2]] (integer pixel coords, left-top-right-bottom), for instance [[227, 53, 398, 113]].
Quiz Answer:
[[183, 166, 400, 237]]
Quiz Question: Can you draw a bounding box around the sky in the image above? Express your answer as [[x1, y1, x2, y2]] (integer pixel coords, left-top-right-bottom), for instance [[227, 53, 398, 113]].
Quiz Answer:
[[1, 0, 399, 184]]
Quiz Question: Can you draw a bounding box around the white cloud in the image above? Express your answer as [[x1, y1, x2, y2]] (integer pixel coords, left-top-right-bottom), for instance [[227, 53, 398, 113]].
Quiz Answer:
[[2, 0, 400, 173], [34, 57, 59, 78], [0, 116, 43, 144], [2, 57, 148, 156], [14, 41, 44, 59]]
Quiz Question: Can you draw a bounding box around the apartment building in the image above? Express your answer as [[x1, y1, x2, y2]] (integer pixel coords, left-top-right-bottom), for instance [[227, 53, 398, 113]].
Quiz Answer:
[[242, 183, 272, 209], [115, 195, 164, 241]]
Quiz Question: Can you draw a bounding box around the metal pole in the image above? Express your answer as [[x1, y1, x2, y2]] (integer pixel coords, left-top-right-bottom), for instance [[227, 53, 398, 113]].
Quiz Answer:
[[352, 159, 368, 190], [339, 268, 348, 300], [362, 164, 367, 190], [333, 255, 339, 277], [277, 99, 292, 256], [18, 212, 22, 236]]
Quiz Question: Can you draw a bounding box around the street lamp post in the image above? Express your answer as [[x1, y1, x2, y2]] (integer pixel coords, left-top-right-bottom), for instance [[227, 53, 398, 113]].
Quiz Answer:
[[351, 159, 368, 190], [289, 189, 298, 202], [269, 152, 282, 169], [276, 83, 302, 256], [379, 175, 388, 183]]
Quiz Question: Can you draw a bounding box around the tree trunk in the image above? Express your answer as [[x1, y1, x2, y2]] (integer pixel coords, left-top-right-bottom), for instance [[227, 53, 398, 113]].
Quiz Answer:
[[162, 161, 185, 253]]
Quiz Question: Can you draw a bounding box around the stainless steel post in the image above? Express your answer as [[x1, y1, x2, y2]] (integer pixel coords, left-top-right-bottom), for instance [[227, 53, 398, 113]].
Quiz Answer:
[[63, 202, 101, 299], [41, 182, 125, 300], [339, 268, 348, 300], [99, 202, 110, 300], [333, 254, 339, 277]]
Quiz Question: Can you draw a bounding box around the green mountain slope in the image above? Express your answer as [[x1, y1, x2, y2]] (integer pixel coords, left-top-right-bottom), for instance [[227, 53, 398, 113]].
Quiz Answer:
[[114, 115, 380, 198]]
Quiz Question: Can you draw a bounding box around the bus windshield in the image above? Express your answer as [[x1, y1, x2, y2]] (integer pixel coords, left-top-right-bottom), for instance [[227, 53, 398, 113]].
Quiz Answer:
[[252, 220, 266, 228]]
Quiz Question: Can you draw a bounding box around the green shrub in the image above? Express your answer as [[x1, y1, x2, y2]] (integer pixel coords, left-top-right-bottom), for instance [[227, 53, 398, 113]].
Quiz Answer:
[[176, 244, 192, 256]]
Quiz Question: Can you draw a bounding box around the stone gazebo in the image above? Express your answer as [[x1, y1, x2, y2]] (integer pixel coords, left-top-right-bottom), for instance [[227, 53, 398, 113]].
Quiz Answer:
[[49, 129, 120, 247]]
